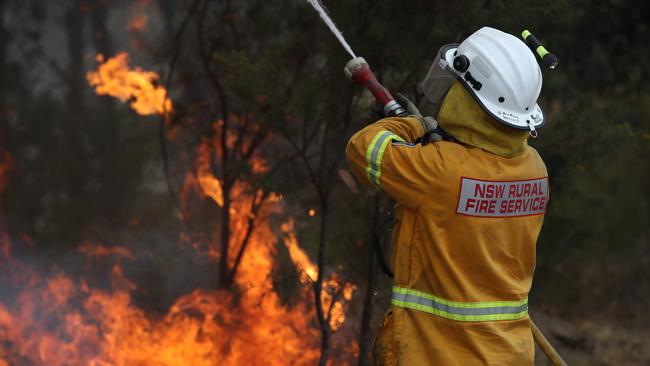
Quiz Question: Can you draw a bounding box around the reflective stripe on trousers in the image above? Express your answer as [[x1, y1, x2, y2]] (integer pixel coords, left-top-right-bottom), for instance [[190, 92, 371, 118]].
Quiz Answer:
[[391, 286, 528, 322]]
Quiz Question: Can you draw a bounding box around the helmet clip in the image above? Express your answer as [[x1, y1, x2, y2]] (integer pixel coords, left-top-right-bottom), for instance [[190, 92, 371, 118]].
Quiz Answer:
[[527, 121, 538, 138], [464, 72, 482, 91]]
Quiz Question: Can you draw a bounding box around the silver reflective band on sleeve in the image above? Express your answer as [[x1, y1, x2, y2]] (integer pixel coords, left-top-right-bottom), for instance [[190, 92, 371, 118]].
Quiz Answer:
[[365, 131, 404, 187], [391, 286, 528, 322]]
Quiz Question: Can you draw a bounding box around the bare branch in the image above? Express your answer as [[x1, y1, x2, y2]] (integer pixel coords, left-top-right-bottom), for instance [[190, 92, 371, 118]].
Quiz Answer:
[[277, 126, 319, 190], [157, 0, 203, 211], [325, 282, 346, 325], [196, 0, 235, 289]]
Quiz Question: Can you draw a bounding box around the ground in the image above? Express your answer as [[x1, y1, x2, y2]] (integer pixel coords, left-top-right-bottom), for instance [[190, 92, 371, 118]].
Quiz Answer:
[[533, 313, 650, 365]]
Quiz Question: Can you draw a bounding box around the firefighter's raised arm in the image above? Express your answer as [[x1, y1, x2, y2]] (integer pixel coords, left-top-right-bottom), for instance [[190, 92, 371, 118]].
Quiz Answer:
[[345, 116, 444, 209]]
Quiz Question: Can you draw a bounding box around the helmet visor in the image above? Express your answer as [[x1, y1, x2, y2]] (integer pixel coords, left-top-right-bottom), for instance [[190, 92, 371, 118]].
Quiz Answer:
[[418, 44, 458, 118]]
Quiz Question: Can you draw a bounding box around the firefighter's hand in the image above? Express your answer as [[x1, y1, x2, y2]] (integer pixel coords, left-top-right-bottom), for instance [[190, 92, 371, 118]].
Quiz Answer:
[[395, 93, 442, 144]]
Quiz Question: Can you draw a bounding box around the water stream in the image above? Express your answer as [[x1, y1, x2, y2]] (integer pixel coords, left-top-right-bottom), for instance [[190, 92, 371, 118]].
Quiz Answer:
[[305, 0, 357, 58]]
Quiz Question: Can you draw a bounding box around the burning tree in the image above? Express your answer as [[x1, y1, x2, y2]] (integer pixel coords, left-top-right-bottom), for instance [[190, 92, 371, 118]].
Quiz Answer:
[[63, 50, 356, 366], [0, 0, 363, 364], [0, 0, 394, 364]]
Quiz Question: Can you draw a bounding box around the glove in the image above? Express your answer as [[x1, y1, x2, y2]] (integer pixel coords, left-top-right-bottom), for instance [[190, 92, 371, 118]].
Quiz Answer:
[[395, 93, 443, 145]]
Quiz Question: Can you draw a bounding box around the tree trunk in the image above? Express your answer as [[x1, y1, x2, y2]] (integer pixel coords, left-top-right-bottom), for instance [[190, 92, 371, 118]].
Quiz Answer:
[[0, 0, 7, 218], [358, 194, 381, 366], [90, 0, 122, 230], [90, 1, 112, 58], [60, 0, 91, 245], [158, 0, 178, 35], [218, 177, 231, 288], [0, 0, 8, 134], [316, 192, 331, 366], [65, 0, 85, 112], [0, 0, 8, 121]]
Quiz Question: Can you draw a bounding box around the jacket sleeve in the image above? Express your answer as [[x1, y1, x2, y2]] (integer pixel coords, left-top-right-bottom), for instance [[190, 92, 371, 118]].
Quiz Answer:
[[345, 116, 437, 210]]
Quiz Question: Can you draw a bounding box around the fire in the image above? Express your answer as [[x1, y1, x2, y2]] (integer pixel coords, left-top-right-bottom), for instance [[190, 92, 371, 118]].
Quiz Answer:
[[182, 124, 358, 342], [281, 222, 356, 331], [0, 218, 353, 365], [0, 41, 363, 365], [127, 14, 148, 32], [195, 139, 224, 207], [0, 134, 358, 365], [86, 53, 172, 116]]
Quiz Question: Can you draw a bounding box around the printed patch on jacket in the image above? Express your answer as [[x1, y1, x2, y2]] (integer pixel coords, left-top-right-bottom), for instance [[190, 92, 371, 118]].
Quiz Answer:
[[456, 177, 549, 217]]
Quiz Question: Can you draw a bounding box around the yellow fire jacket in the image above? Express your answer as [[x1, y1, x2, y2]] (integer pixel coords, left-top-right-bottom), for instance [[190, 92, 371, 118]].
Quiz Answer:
[[346, 115, 548, 365]]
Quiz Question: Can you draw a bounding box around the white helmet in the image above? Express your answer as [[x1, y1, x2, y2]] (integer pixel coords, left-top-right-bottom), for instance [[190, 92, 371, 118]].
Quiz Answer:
[[421, 27, 545, 132]]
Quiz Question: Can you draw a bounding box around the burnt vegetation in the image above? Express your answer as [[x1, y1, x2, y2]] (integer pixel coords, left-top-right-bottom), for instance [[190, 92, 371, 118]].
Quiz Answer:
[[0, 0, 648, 365]]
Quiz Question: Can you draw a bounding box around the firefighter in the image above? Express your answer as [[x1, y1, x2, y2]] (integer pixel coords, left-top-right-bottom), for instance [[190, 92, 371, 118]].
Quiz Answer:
[[346, 27, 550, 365]]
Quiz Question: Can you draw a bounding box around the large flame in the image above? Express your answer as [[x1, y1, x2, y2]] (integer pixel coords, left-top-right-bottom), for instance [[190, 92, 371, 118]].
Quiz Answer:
[[0, 250, 319, 365], [0, 51, 365, 365], [87, 53, 172, 116], [0, 127, 358, 365], [0, 193, 356, 365], [186, 132, 356, 332]]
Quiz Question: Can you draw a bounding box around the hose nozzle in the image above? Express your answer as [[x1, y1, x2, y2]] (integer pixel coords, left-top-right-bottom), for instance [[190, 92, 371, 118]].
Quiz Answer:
[[344, 57, 368, 80], [344, 57, 405, 117]]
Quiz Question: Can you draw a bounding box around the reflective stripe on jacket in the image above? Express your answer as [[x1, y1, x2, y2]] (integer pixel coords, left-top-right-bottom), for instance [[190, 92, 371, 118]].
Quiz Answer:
[[346, 116, 548, 365]]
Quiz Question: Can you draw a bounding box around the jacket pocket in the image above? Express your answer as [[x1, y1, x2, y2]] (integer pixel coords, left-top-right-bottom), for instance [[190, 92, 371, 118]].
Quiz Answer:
[[392, 209, 419, 286], [408, 218, 423, 286], [373, 310, 396, 366]]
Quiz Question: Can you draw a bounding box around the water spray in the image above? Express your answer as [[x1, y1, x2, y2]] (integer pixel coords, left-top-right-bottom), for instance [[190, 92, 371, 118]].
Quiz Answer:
[[305, 0, 406, 117]]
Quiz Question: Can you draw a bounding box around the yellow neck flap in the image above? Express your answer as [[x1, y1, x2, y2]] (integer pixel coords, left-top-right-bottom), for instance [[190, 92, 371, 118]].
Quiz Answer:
[[438, 81, 529, 157]]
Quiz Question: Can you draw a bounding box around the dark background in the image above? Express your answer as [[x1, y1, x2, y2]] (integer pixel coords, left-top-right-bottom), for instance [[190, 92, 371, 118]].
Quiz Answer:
[[0, 0, 648, 365]]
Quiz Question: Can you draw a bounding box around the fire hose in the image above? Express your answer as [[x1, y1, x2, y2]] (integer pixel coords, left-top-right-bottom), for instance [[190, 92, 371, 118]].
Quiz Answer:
[[343, 58, 406, 118], [343, 56, 567, 366]]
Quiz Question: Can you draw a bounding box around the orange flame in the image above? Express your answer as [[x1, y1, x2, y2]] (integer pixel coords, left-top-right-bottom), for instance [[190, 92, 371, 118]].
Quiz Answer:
[[87, 53, 172, 116], [0, 239, 329, 365], [195, 139, 224, 207], [127, 14, 148, 32], [12, 52, 364, 365], [185, 126, 358, 332], [281, 222, 356, 331], [0, 137, 358, 364]]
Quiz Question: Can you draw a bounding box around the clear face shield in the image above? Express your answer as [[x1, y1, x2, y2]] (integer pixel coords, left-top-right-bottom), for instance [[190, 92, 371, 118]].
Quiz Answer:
[[417, 44, 458, 118]]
